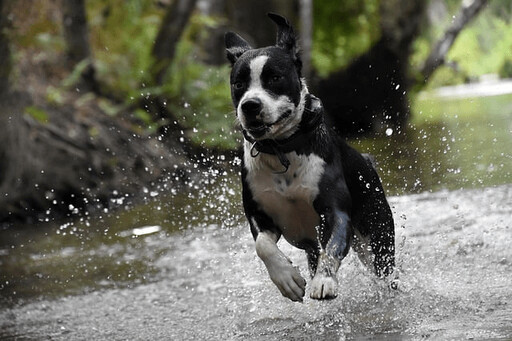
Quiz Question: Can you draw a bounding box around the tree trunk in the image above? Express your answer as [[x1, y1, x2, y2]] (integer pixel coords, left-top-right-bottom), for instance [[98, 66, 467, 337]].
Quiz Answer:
[[151, 0, 198, 86], [420, 0, 489, 85], [224, 0, 298, 47], [142, 0, 198, 137], [299, 0, 313, 81], [61, 0, 98, 93], [0, 0, 11, 185], [0, 0, 11, 96], [198, 0, 298, 66], [315, 0, 426, 136], [62, 0, 90, 63]]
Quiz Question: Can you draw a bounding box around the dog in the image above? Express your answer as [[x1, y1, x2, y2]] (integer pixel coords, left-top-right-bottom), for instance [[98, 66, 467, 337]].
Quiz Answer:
[[225, 13, 395, 302]]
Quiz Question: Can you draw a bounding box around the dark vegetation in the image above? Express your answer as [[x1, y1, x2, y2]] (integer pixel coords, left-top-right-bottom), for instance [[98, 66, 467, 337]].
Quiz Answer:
[[0, 0, 509, 224]]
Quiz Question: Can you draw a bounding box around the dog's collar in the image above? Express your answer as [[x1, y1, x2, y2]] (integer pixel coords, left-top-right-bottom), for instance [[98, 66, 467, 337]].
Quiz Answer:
[[242, 93, 324, 173]]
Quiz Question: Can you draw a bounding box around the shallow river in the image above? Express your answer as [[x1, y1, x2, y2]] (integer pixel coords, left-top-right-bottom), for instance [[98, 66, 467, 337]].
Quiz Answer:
[[1, 94, 511, 340], [1, 186, 511, 340]]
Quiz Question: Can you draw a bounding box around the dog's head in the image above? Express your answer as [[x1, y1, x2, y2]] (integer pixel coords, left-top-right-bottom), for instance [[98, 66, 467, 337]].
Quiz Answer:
[[225, 13, 307, 141]]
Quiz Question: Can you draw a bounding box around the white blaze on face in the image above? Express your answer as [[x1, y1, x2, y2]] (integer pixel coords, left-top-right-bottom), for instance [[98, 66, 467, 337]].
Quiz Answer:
[[237, 55, 271, 124], [238, 55, 306, 140]]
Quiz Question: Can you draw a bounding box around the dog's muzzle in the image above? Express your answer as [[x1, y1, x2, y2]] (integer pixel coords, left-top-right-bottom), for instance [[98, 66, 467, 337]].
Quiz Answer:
[[241, 93, 325, 174], [240, 98, 268, 138], [241, 98, 262, 116]]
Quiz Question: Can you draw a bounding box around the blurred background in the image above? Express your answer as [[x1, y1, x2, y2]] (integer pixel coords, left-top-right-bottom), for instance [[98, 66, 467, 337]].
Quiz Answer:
[[0, 0, 511, 223], [0, 1, 511, 339]]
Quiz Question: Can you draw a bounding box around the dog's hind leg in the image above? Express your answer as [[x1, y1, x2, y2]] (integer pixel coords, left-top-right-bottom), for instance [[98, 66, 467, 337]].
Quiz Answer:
[[361, 153, 395, 276], [354, 185, 395, 277], [347, 151, 395, 278], [351, 227, 374, 271], [369, 212, 395, 277]]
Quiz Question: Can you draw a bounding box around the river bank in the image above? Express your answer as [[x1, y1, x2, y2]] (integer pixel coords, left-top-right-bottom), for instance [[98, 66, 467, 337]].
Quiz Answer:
[[419, 77, 512, 99]]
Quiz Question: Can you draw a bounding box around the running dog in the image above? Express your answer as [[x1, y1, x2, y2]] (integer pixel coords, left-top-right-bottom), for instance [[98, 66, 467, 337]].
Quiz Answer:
[[225, 13, 395, 301]]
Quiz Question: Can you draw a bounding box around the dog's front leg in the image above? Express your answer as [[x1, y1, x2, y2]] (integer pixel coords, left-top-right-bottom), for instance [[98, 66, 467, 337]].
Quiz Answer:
[[310, 210, 352, 299], [255, 231, 306, 302]]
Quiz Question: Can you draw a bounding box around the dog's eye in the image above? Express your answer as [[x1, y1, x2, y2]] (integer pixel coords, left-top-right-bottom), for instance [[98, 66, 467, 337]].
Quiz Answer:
[[270, 75, 283, 83], [232, 82, 245, 90]]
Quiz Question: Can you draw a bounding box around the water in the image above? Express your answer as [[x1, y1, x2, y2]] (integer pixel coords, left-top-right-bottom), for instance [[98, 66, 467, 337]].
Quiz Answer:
[[1, 93, 511, 340], [353, 93, 512, 195]]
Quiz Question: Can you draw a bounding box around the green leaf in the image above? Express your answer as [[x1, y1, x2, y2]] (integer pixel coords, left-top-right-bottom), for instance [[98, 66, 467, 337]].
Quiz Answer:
[[25, 106, 49, 124], [61, 59, 92, 89]]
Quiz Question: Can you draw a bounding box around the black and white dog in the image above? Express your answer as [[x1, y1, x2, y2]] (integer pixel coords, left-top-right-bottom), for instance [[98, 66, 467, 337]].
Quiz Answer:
[[225, 13, 395, 302]]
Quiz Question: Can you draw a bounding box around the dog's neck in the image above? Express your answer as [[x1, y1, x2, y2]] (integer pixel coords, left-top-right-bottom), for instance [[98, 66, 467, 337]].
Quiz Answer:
[[242, 93, 324, 173]]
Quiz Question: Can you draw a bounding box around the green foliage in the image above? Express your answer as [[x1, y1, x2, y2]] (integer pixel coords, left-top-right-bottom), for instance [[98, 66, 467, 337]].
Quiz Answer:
[[499, 58, 512, 78], [46, 86, 65, 105], [84, 3, 237, 149], [33, 32, 65, 52], [422, 66, 466, 88], [97, 98, 125, 117], [411, 2, 512, 89], [449, 16, 512, 79], [163, 19, 237, 150], [133, 108, 159, 134], [14, 0, 512, 152], [311, 0, 380, 77], [25, 106, 49, 124], [86, 0, 160, 99], [61, 59, 93, 88], [13, 4, 63, 50]]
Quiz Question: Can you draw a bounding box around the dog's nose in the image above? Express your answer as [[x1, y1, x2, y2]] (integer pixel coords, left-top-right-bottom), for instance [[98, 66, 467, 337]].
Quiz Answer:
[[241, 98, 262, 116]]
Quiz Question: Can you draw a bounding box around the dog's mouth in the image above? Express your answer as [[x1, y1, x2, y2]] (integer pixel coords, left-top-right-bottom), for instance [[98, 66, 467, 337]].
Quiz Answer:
[[245, 124, 268, 138], [244, 109, 293, 139], [273, 109, 293, 125]]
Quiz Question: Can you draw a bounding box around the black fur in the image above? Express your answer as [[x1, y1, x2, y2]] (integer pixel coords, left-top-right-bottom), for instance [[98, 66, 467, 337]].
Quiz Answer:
[[225, 13, 395, 301], [229, 47, 302, 109]]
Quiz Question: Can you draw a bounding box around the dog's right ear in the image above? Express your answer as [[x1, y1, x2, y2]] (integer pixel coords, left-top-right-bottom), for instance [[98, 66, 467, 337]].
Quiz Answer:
[[225, 32, 252, 65]]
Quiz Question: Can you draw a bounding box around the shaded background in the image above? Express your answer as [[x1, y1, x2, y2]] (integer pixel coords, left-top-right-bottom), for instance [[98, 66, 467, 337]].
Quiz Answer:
[[0, 1, 511, 340], [0, 0, 510, 223]]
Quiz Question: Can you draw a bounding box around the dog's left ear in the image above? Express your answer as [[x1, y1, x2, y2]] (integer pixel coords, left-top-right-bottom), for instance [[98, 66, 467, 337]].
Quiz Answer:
[[268, 13, 301, 72], [225, 32, 252, 65], [268, 13, 296, 51]]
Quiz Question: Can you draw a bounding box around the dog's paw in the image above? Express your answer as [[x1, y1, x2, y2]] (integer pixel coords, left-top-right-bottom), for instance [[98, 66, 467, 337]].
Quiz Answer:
[[266, 260, 306, 302], [310, 273, 338, 300], [389, 278, 400, 290]]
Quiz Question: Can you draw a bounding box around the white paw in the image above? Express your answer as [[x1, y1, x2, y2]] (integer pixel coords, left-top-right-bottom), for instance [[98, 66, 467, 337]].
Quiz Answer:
[[310, 273, 338, 300], [266, 259, 306, 302]]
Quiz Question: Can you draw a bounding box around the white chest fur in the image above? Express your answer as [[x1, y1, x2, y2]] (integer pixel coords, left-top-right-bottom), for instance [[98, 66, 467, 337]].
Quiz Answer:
[[244, 142, 326, 247]]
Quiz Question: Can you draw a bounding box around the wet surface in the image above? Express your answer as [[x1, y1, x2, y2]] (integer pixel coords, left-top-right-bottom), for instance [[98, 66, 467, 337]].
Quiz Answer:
[[353, 93, 512, 195], [1, 186, 511, 340], [0, 171, 242, 301], [1, 93, 512, 340]]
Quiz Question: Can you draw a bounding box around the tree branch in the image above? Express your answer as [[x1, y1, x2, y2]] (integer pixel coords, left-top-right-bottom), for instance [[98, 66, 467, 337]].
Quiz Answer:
[[420, 0, 489, 84]]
